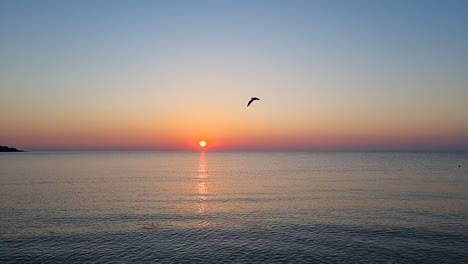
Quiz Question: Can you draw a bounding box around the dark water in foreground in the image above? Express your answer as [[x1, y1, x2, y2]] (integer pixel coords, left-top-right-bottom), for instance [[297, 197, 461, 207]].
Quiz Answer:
[[1, 151, 467, 263]]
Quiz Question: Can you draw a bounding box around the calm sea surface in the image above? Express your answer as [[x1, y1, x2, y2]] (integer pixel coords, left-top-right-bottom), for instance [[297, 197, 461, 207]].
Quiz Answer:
[[1, 151, 467, 263]]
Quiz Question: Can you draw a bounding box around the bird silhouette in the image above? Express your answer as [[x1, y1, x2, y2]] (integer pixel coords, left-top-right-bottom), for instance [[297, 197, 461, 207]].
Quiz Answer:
[[247, 97, 260, 107]]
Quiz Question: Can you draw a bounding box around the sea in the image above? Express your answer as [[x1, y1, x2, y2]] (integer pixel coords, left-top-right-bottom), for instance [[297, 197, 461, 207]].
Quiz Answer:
[[1, 151, 467, 263]]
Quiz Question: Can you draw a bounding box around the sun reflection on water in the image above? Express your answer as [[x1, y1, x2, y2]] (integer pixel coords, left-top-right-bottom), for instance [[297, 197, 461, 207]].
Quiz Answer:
[[197, 151, 209, 217]]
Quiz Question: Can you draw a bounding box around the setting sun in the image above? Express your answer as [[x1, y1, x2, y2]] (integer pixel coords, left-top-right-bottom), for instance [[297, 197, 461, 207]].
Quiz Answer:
[[199, 140, 207, 147]]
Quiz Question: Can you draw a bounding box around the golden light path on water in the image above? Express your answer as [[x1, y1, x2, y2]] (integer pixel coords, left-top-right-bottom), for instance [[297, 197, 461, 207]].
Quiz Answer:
[[197, 151, 210, 226]]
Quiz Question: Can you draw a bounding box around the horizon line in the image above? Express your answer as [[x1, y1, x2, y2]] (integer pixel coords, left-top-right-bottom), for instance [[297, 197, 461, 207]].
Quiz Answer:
[[8, 148, 468, 153]]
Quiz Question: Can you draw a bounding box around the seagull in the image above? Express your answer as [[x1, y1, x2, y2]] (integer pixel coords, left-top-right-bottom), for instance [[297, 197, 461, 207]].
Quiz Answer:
[[247, 97, 260, 107]]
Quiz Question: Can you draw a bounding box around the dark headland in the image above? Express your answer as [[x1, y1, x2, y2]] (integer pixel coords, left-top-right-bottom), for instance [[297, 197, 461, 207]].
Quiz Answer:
[[0, 145, 25, 152]]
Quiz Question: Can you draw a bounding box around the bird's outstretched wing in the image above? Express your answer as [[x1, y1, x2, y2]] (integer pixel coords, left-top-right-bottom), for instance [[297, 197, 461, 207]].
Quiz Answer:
[[247, 97, 260, 107]]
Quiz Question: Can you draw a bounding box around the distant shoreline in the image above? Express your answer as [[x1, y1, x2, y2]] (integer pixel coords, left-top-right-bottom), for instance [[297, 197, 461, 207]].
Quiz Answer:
[[0, 145, 25, 152]]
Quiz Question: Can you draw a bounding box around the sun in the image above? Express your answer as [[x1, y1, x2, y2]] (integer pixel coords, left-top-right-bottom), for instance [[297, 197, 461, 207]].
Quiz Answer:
[[199, 140, 207, 147]]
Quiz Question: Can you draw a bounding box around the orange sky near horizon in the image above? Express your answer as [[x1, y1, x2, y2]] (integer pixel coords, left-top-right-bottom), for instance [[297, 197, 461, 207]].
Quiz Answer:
[[2, 100, 467, 151]]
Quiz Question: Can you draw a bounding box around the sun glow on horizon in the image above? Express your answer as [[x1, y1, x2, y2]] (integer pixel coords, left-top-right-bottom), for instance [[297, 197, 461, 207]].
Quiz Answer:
[[199, 140, 207, 147]]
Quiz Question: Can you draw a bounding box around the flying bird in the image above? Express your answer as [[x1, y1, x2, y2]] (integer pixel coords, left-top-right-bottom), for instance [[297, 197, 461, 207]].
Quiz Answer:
[[247, 97, 260, 107]]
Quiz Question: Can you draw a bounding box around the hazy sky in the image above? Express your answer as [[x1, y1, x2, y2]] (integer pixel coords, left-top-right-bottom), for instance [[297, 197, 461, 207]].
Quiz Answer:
[[1, 0, 467, 151]]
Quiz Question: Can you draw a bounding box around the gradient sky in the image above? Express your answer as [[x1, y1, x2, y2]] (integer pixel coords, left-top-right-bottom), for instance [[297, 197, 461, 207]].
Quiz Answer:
[[1, 0, 467, 151]]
